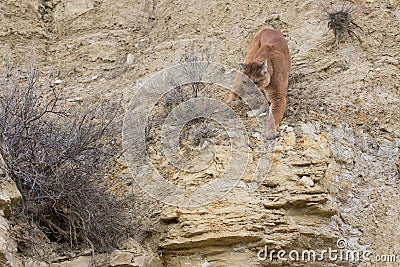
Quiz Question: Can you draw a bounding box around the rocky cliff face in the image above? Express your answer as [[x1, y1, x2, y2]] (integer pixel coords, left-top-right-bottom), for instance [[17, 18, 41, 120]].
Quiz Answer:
[[1, 0, 399, 266], [160, 123, 340, 266], [0, 156, 22, 266]]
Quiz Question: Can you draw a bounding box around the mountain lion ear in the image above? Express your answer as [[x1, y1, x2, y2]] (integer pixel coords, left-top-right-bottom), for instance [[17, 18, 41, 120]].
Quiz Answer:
[[260, 60, 268, 75], [238, 63, 247, 71], [259, 60, 268, 71]]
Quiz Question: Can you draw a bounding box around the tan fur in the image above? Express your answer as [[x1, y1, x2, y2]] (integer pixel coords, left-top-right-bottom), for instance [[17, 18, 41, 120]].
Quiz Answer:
[[226, 28, 291, 138]]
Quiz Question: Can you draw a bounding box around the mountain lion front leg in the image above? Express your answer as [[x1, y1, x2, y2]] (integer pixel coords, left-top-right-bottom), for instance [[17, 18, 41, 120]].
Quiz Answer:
[[225, 72, 242, 103], [266, 91, 286, 139], [257, 88, 269, 115]]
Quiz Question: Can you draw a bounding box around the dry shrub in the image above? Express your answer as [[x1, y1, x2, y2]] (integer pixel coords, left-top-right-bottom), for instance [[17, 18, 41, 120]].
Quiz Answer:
[[0, 56, 131, 254], [322, 1, 362, 45], [148, 48, 215, 143], [176, 47, 213, 97]]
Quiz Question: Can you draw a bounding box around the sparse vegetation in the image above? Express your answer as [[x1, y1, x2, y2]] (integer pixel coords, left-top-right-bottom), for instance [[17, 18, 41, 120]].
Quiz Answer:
[[144, 48, 232, 182], [151, 48, 216, 143], [160, 47, 213, 112], [0, 56, 132, 255], [322, 1, 362, 45], [176, 47, 213, 97]]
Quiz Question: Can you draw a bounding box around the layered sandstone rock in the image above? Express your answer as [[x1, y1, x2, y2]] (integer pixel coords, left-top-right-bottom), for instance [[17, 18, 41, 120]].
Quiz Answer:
[[160, 123, 342, 266], [0, 157, 22, 266]]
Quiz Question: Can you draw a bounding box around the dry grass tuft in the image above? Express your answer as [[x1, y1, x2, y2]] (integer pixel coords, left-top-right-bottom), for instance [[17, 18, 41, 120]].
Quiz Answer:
[[322, 1, 362, 46]]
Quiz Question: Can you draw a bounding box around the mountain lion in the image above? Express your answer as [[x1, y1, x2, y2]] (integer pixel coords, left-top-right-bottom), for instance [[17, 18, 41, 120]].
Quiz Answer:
[[225, 28, 291, 139]]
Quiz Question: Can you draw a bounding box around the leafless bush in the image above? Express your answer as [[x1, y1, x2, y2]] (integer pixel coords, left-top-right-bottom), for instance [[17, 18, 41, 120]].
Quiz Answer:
[[148, 48, 215, 144], [177, 48, 213, 97], [0, 57, 131, 254], [162, 47, 213, 108], [322, 1, 362, 46]]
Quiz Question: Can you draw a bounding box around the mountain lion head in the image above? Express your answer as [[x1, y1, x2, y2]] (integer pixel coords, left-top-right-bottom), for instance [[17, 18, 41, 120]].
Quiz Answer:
[[238, 60, 271, 89]]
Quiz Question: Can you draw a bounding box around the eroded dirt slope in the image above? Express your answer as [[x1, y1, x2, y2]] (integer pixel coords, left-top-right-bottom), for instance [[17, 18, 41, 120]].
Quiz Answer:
[[1, 0, 399, 266]]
